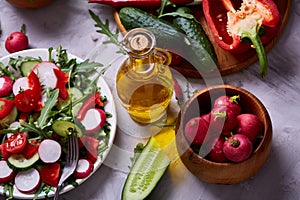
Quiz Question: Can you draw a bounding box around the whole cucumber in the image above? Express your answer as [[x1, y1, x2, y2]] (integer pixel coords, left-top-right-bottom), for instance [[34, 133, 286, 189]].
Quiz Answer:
[[173, 7, 218, 65], [119, 7, 217, 74]]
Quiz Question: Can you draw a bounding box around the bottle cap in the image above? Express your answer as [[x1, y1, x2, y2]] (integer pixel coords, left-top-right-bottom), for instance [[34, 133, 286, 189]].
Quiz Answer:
[[120, 28, 156, 57]]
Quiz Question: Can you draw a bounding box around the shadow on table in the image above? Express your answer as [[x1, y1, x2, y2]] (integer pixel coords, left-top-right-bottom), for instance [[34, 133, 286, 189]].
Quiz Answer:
[[201, 144, 290, 200]]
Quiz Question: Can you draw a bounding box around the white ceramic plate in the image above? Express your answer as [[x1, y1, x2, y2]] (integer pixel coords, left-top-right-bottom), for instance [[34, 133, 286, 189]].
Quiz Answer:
[[0, 49, 117, 199]]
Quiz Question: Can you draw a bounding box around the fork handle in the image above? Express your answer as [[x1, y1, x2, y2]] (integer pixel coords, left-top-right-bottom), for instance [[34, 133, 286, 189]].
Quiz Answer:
[[54, 185, 61, 200]]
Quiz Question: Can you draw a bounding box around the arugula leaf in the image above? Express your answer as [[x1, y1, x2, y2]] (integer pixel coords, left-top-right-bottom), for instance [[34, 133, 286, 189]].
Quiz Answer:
[[129, 143, 144, 169], [159, 12, 195, 19], [157, 0, 175, 17], [3, 182, 14, 200], [37, 89, 59, 129], [72, 59, 103, 73], [89, 10, 126, 55]]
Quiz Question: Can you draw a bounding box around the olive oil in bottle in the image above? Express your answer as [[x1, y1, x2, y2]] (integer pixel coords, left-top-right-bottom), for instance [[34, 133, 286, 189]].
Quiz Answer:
[[116, 28, 173, 124]]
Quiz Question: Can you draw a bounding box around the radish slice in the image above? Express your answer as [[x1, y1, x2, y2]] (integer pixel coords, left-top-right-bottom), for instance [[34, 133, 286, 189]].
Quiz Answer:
[[80, 108, 106, 134], [38, 139, 61, 163], [0, 76, 13, 97], [15, 168, 40, 194], [0, 160, 15, 183], [74, 158, 94, 179], [33, 61, 59, 89], [12, 77, 29, 95]]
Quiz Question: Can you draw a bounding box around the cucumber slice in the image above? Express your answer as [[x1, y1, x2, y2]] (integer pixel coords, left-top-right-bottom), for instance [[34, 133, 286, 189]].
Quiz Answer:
[[8, 153, 39, 169], [122, 137, 170, 200], [57, 87, 83, 110], [20, 60, 40, 77], [52, 120, 84, 137]]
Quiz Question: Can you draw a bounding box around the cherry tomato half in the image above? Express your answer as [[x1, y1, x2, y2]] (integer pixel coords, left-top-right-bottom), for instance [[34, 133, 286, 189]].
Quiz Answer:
[[14, 89, 39, 113], [5, 132, 27, 154]]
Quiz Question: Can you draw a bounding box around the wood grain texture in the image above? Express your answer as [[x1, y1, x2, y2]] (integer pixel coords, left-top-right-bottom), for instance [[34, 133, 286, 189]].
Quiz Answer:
[[175, 85, 272, 184], [113, 0, 291, 78]]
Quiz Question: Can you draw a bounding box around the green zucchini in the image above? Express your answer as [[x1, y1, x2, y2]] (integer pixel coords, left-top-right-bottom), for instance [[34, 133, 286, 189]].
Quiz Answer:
[[119, 7, 217, 74], [122, 137, 170, 200], [8, 153, 39, 170], [173, 7, 218, 65]]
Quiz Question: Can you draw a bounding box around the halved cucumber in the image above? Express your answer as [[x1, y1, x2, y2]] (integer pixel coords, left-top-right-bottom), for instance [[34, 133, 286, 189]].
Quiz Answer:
[[20, 60, 40, 77], [122, 137, 170, 200], [8, 153, 39, 169], [52, 120, 84, 137]]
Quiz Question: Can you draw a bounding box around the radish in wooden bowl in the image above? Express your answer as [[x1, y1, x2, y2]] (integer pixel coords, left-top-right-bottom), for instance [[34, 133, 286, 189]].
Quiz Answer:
[[175, 84, 272, 184]]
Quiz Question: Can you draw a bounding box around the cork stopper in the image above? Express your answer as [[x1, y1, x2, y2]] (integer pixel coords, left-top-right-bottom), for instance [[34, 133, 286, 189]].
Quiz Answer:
[[120, 28, 156, 57]]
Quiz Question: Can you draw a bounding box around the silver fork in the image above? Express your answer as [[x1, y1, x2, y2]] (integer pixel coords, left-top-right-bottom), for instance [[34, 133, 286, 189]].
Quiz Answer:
[[54, 133, 79, 200]]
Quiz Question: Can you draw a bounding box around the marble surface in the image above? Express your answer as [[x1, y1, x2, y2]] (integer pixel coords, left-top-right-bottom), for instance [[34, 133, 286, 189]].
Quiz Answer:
[[1, 0, 300, 199]]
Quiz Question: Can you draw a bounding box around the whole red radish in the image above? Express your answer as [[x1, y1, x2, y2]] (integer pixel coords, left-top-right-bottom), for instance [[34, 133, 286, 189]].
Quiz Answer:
[[5, 25, 29, 53], [211, 106, 238, 135], [234, 114, 263, 143], [223, 134, 253, 163], [208, 136, 228, 163], [0, 76, 13, 97], [214, 95, 241, 115], [184, 116, 210, 146]]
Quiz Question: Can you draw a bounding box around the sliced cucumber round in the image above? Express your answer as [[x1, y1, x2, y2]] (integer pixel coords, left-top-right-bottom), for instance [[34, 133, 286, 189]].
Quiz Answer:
[[122, 137, 170, 200], [20, 60, 40, 77], [52, 120, 83, 137], [8, 153, 39, 169], [57, 87, 83, 110]]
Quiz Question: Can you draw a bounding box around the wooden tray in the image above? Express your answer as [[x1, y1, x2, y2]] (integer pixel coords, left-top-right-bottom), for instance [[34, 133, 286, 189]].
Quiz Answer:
[[113, 0, 292, 78]]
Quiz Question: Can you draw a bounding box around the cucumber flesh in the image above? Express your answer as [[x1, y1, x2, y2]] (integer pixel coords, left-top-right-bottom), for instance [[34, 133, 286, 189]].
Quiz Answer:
[[8, 153, 39, 169], [20, 60, 40, 77], [57, 87, 83, 110], [122, 137, 170, 200], [52, 120, 84, 137]]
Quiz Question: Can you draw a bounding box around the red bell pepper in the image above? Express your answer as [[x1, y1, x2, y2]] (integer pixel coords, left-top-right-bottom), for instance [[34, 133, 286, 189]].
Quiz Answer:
[[202, 0, 281, 77], [88, 0, 195, 8]]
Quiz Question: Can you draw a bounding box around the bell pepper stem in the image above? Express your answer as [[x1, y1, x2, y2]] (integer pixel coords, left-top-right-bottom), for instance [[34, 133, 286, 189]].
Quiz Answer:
[[243, 32, 268, 78]]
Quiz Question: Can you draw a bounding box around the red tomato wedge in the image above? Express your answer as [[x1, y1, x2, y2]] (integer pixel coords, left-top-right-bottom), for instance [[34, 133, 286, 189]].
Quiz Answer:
[[0, 98, 14, 119], [40, 163, 61, 187], [27, 71, 42, 99], [5, 132, 27, 154], [21, 141, 40, 159], [14, 89, 39, 113]]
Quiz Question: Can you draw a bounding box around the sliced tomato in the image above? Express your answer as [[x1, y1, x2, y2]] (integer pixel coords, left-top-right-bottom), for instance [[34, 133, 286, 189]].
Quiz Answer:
[[14, 89, 39, 113], [5, 132, 27, 154], [81, 135, 99, 163], [0, 144, 11, 160], [0, 98, 14, 120], [53, 68, 69, 100], [21, 140, 39, 159], [40, 163, 60, 187], [27, 71, 42, 99]]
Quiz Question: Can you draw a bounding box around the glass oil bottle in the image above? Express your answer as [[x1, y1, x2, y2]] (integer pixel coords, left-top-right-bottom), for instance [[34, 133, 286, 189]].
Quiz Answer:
[[116, 28, 174, 124]]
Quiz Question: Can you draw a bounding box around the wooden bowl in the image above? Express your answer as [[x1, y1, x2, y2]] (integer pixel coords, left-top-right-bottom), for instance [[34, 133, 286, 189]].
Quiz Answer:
[[6, 0, 54, 8], [175, 85, 272, 184], [113, 0, 291, 78]]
